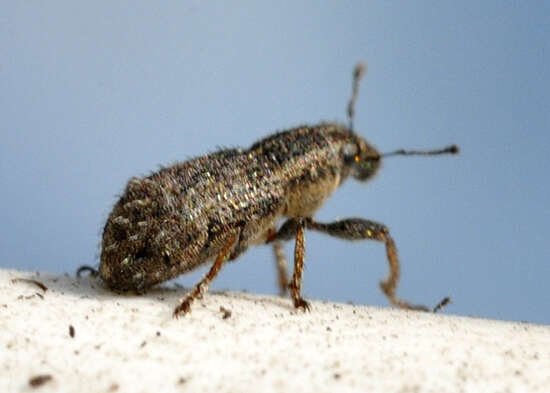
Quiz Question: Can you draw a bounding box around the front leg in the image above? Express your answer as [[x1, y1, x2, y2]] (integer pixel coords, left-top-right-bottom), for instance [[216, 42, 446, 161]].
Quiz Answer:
[[309, 218, 432, 311], [270, 217, 447, 312]]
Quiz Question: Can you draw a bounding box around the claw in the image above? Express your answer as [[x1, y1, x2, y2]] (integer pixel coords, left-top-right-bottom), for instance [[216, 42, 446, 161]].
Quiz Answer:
[[432, 297, 451, 313], [294, 297, 311, 312], [173, 299, 191, 318]]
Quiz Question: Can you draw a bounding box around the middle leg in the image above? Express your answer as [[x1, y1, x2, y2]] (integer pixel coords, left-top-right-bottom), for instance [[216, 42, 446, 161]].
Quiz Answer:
[[272, 240, 289, 296], [288, 218, 311, 311]]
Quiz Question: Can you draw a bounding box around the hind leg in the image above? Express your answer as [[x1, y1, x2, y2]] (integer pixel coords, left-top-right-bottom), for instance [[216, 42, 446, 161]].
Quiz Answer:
[[173, 232, 239, 318]]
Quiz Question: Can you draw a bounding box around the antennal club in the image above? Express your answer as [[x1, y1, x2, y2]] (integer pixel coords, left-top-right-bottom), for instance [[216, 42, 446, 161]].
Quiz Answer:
[[382, 144, 459, 158], [347, 62, 367, 132]]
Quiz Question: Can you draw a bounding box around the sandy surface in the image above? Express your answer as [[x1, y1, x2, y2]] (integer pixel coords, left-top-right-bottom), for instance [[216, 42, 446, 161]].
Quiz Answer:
[[1, 268, 549, 393]]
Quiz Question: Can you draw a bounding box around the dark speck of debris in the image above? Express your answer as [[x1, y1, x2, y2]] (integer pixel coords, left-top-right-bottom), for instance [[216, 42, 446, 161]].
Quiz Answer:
[[108, 383, 119, 392], [219, 306, 232, 319], [333, 373, 341, 380], [326, 326, 332, 332], [29, 374, 53, 387], [69, 325, 75, 338], [177, 377, 187, 385], [156, 331, 161, 337], [12, 278, 48, 292], [140, 341, 147, 348]]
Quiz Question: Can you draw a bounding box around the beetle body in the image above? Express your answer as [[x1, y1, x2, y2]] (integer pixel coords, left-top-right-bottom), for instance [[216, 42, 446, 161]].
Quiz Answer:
[[96, 63, 457, 316], [99, 123, 379, 292]]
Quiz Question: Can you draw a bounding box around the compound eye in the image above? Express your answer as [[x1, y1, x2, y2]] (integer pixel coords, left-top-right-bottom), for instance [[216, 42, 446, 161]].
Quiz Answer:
[[360, 160, 374, 170], [342, 143, 359, 164]]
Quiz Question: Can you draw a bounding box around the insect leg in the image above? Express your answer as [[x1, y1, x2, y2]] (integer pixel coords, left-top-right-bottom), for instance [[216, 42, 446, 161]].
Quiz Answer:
[[288, 218, 311, 312], [173, 232, 239, 318], [272, 240, 289, 296], [307, 218, 446, 312]]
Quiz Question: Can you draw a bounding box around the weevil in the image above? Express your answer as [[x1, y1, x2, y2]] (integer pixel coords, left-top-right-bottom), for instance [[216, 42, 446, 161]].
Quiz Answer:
[[95, 63, 458, 317]]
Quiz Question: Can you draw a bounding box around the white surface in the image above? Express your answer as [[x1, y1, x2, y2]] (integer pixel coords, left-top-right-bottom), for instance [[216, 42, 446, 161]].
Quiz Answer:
[[1, 268, 549, 393]]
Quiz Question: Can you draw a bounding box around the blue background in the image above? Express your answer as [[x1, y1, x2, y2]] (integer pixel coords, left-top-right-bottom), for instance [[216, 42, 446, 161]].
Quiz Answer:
[[2, 2, 549, 324]]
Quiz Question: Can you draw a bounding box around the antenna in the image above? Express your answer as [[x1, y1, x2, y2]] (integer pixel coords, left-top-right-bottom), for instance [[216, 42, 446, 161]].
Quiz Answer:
[[382, 144, 459, 158], [347, 62, 367, 132]]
